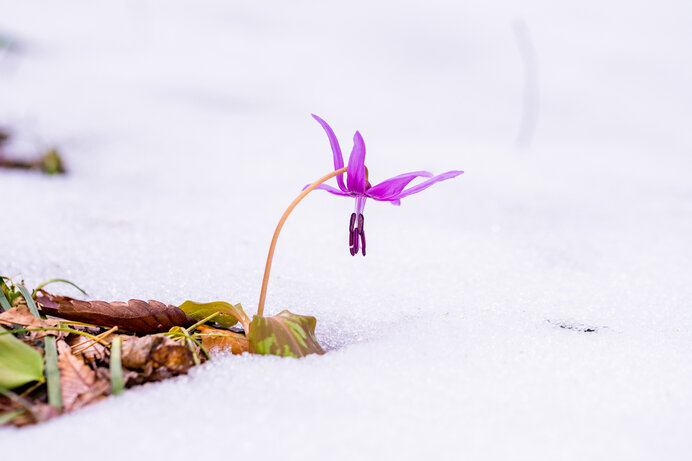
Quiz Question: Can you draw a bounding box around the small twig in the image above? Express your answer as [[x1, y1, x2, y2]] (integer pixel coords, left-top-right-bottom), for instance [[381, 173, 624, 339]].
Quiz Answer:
[[72, 326, 118, 355]]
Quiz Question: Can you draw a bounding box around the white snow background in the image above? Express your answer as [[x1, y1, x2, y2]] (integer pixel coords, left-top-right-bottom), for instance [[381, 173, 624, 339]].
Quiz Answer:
[[1, 0, 692, 459]]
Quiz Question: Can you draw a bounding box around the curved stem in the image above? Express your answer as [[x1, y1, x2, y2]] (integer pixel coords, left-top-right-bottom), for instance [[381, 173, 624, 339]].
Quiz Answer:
[[257, 167, 348, 317]]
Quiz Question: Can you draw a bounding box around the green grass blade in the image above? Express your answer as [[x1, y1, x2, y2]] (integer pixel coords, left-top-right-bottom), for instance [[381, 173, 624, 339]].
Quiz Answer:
[[0, 286, 11, 312], [32, 278, 88, 297], [110, 337, 124, 396], [44, 336, 62, 410], [17, 285, 40, 318]]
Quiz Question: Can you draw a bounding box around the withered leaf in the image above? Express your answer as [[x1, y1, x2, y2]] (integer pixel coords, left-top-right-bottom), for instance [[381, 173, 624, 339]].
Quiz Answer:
[[0, 305, 63, 339], [36, 294, 196, 333], [120, 335, 165, 370], [56, 340, 96, 411], [150, 345, 195, 374], [197, 325, 249, 355]]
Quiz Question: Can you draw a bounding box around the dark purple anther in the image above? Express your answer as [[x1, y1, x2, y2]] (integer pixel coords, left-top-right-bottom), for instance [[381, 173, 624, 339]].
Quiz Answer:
[[348, 213, 367, 256], [360, 228, 366, 256]]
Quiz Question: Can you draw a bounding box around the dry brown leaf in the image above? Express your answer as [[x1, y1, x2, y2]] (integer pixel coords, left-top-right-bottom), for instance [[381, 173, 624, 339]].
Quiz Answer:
[[70, 378, 110, 410], [36, 293, 195, 333], [56, 339, 96, 411], [0, 305, 63, 339], [120, 334, 170, 370], [197, 325, 249, 355], [150, 344, 195, 374]]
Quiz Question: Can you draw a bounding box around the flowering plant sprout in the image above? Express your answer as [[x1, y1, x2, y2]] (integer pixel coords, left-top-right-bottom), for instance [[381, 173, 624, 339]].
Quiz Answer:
[[257, 115, 463, 317]]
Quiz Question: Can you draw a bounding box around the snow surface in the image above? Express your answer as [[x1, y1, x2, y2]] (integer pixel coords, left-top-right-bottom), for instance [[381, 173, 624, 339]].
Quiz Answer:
[[1, 0, 692, 459]]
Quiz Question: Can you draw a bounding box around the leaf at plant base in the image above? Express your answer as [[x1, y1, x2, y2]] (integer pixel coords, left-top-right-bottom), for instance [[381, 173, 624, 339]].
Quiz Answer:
[[0, 326, 44, 389], [197, 325, 249, 355], [178, 300, 250, 332], [56, 339, 101, 411], [36, 293, 196, 333], [248, 311, 325, 358]]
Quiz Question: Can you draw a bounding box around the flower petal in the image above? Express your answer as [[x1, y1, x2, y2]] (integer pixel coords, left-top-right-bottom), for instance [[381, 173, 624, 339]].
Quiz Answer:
[[366, 171, 433, 201], [303, 183, 351, 197], [347, 131, 366, 193], [312, 114, 347, 192], [390, 170, 464, 200]]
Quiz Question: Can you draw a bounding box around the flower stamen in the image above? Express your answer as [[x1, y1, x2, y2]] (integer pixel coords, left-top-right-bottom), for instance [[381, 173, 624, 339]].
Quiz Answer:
[[348, 213, 366, 256]]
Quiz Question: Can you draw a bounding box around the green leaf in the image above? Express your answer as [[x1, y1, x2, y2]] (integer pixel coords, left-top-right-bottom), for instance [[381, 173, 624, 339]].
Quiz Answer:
[[178, 300, 250, 332], [248, 311, 325, 358], [0, 326, 44, 389]]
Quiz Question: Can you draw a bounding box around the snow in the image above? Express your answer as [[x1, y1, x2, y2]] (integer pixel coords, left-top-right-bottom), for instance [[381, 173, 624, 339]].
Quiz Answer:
[[1, 0, 692, 459]]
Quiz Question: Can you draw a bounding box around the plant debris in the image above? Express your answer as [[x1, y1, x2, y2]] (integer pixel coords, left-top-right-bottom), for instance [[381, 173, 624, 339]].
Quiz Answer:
[[0, 129, 66, 175], [0, 276, 326, 427], [36, 293, 196, 334]]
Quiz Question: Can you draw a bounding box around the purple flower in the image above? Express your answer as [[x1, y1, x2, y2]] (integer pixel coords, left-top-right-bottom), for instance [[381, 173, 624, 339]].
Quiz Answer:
[[310, 114, 463, 256]]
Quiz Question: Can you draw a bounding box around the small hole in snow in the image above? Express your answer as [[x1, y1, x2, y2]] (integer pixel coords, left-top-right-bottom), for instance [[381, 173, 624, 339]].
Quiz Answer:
[[547, 319, 605, 333]]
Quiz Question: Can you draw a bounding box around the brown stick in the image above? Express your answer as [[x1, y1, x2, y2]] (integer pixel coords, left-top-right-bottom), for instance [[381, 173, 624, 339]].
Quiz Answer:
[[257, 167, 348, 317]]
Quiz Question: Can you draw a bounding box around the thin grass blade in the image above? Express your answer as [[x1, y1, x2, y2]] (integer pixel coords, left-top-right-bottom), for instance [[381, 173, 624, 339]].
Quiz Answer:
[[17, 285, 40, 318], [0, 287, 11, 312], [32, 278, 88, 297], [44, 336, 63, 409], [110, 337, 124, 396]]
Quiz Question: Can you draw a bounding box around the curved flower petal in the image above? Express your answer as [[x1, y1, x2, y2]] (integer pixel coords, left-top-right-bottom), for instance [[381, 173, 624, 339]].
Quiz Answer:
[[390, 170, 464, 200], [312, 114, 347, 192], [366, 171, 433, 201], [303, 183, 351, 197], [347, 131, 366, 193], [390, 199, 401, 206]]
